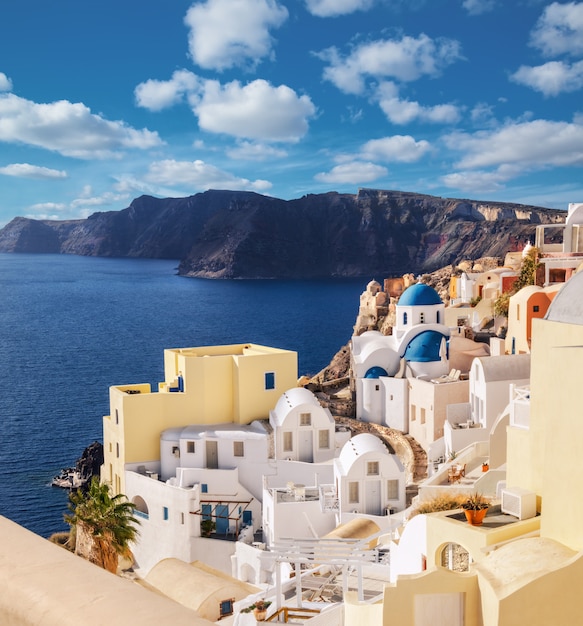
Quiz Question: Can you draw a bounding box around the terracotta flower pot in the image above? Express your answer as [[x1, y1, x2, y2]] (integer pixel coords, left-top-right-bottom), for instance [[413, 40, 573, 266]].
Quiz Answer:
[[254, 608, 267, 621], [465, 508, 488, 525]]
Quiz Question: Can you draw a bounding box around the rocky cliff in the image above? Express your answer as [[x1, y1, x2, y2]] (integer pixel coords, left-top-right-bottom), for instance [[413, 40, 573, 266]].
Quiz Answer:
[[0, 188, 565, 279]]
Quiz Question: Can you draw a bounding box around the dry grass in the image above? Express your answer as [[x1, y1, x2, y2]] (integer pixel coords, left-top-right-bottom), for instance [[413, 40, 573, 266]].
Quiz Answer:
[[48, 531, 74, 552], [408, 493, 467, 518]]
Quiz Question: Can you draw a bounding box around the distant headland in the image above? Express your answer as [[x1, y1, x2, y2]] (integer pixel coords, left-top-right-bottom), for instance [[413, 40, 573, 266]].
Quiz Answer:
[[0, 188, 565, 279]]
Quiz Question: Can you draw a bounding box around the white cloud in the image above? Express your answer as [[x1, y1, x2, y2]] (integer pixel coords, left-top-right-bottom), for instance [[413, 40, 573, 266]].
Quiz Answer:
[[0, 72, 12, 92], [144, 158, 272, 192], [376, 81, 461, 125], [192, 79, 316, 142], [134, 70, 200, 111], [359, 135, 431, 162], [28, 202, 67, 213], [305, 0, 375, 18], [0, 93, 163, 159], [226, 141, 288, 160], [70, 191, 129, 209], [510, 60, 583, 96], [530, 1, 583, 57], [0, 163, 67, 179], [184, 0, 288, 71], [319, 33, 463, 95], [461, 0, 496, 16], [444, 119, 583, 170], [441, 168, 512, 193], [314, 160, 387, 184]]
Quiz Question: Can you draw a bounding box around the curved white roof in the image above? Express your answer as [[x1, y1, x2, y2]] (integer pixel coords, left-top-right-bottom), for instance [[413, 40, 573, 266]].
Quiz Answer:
[[473, 353, 530, 382], [337, 433, 388, 473], [271, 387, 321, 426], [546, 270, 583, 325]]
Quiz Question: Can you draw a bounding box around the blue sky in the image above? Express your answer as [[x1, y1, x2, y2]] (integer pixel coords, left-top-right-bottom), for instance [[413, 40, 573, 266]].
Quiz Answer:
[[0, 0, 582, 226]]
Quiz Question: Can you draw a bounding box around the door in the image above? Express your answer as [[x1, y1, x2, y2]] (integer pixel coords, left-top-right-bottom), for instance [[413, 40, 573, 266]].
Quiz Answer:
[[215, 504, 229, 535], [298, 430, 313, 463], [365, 479, 382, 515], [206, 440, 218, 469]]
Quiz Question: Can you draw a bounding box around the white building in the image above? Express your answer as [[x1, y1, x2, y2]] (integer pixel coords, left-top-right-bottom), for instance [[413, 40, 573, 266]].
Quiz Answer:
[[333, 433, 406, 518], [269, 387, 335, 463]]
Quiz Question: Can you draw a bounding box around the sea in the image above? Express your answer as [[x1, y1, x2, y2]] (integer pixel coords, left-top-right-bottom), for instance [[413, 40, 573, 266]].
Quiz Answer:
[[0, 253, 367, 538]]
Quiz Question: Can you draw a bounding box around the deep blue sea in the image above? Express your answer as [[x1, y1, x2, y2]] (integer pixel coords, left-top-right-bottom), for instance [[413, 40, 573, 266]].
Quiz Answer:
[[0, 253, 366, 537]]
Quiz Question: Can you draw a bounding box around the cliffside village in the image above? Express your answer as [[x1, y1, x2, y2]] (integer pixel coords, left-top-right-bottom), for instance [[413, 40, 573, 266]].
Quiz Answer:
[[5, 202, 583, 626]]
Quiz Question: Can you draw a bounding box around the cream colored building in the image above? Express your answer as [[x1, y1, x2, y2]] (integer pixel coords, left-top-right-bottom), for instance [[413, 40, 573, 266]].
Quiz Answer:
[[101, 343, 297, 495]]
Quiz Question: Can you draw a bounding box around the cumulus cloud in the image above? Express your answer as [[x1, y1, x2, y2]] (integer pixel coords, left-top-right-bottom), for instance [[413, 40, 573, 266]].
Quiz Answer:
[[443, 119, 583, 170], [441, 168, 515, 193], [191, 78, 316, 142], [0, 163, 67, 179], [70, 191, 129, 209], [184, 0, 288, 71], [0, 72, 12, 92], [511, 60, 583, 96], [0, 93, 163, 159], [529, 1, 583, 57], [314, 160, 387, 184], [359, 135, 431, 162], [319, 33, 463, 95], [143, 158, 272, 192], [376, 81, 460, 125], [134, 70, 200, 111], [305, 0, 375, 18], [461, 0, 496, 16], [136, 71, 316, 143], [226, 141, 288, 160]]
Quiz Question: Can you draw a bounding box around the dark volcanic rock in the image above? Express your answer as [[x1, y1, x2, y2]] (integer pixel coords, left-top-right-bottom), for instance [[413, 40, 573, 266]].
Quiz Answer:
[[0, 188, 566, 279]]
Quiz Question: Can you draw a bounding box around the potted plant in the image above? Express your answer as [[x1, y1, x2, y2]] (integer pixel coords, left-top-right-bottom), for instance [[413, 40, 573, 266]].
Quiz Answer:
[[200, 519, 215, 537], [482, 461, 489, 472], [462, 493, 490, 525], [241, 599, 272, 621]]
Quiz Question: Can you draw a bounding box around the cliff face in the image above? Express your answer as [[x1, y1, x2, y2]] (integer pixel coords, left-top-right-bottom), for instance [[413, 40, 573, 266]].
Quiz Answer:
[[0, 188, 565, 278]]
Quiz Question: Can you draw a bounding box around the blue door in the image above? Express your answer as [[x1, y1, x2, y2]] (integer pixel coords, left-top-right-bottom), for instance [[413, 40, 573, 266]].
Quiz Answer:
[[243, 510, 252, 526], [215, 505, 229, 534]]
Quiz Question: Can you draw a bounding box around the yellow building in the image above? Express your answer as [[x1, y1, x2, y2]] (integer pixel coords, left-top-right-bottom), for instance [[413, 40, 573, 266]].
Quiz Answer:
[[101, 343, 297, 495]]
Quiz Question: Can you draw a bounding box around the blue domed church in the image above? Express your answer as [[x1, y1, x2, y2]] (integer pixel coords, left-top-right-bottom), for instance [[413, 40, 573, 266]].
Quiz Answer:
[[352, 283, 451, 431]]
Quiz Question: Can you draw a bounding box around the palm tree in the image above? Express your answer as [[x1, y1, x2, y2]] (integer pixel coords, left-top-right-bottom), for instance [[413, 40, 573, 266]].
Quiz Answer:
[[65, 477, 140, 573]]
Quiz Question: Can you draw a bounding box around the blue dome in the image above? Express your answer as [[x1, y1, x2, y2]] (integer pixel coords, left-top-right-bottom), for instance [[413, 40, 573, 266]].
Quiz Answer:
[[403, 330, 445, 362], [364, 366, 389, 379], [398, 283, 442, 307]]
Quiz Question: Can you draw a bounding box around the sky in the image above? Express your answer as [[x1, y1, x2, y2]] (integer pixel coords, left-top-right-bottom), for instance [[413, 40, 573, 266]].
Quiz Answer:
[[0, 0, 582, 226]]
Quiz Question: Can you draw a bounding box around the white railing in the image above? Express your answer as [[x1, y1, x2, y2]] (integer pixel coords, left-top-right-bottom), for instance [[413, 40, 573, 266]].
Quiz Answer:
[[510, 384, 530, 429]]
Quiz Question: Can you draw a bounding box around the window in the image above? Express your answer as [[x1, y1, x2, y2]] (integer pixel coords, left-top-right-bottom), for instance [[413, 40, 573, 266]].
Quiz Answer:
[[367, 461, 379, 476], [187, 441, 195, 454], [300, 412, 311, 426], [265, 372, 275, 390], [233, 441, 244, 457], [420, 408, 426, 424], [219, 599, 235, 619], [201, 504, 212, 520], [116, 442, 119, 458], [201, 483, 208, 493], [181, 512, 185, 525], [411, 405, 416, 421], [115, 409, 119, 425], [533, 305, 540, 313], [163, 506, 169, 521], [318, 429, 330, 449], [436, 311, 440, 323], [283, 432, 293, 452], [403, 312, 408, 325], [387, 479, 399, 500], [348, 481, 359, 504], [375, 384, 380, 391]]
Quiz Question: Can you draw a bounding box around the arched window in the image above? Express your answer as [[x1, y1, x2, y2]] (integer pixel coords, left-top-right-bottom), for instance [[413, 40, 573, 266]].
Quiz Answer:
[[436, 311, 440, 324], [440, 542, 470, 572], [132, 495, 149, 519], [403, 312, 408, 325]]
